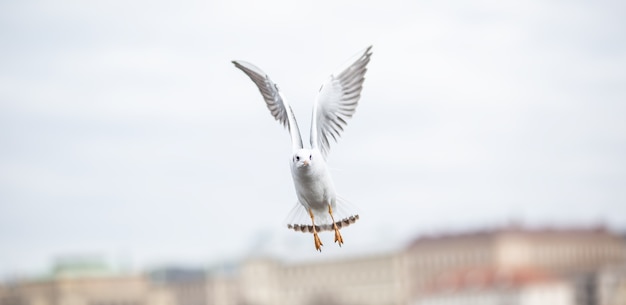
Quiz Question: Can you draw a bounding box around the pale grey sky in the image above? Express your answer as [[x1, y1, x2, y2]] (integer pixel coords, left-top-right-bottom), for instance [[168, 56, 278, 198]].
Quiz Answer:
[[1, 0, 625, 279]]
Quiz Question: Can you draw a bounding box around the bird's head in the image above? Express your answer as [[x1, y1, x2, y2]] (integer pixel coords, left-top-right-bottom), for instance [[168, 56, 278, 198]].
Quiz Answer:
[[292, 149, 313, 169]]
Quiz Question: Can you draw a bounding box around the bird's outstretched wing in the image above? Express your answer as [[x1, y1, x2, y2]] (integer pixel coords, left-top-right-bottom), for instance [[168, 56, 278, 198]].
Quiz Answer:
[[310, 46, 372, 159], [232, 60, 303, 152]]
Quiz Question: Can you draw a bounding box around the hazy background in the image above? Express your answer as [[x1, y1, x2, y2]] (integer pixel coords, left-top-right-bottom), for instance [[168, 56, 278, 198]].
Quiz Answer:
[[1, 0, 625, 279]]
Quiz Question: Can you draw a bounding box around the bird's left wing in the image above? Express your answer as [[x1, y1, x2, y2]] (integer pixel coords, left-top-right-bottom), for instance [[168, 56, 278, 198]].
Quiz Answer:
[[233, 60, 303, 152], [310, 46, 372, 159]]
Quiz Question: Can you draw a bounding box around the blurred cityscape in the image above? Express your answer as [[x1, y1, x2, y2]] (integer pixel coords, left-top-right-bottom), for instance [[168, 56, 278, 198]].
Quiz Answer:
[[1, 224, 625, 305]]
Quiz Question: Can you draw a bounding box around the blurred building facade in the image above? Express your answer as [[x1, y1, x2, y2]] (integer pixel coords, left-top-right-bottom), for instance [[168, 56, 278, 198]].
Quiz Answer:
[[1, 225, 625, 305], [412, 267, 575, 305], [403, 225, 626, 305]]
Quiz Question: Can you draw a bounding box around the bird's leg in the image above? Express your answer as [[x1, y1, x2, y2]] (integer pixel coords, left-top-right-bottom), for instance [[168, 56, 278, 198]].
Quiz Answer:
[[328, 204, 344, 246], [308, 208, 323, 251]]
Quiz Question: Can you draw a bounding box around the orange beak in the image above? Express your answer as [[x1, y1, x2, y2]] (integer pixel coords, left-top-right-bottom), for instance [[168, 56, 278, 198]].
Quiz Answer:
[[303, 160, 309, 166]]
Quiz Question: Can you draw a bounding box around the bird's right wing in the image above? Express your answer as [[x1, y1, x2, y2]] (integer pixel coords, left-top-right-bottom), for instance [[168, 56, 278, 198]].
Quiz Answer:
[[232, 60, 303, 152]]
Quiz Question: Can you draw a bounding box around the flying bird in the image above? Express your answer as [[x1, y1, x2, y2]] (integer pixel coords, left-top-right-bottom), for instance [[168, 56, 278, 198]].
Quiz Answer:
[[232, 46, 372, 251]]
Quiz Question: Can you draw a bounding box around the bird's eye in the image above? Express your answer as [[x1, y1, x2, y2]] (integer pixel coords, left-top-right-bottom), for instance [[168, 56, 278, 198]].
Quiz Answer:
[[295, 156, 300, 161], [309, 155, 312, 160]]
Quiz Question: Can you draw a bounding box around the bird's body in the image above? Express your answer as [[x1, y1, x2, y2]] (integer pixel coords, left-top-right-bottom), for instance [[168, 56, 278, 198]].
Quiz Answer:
[[291, 148, 335, 215], [232, 46, 372, 251]]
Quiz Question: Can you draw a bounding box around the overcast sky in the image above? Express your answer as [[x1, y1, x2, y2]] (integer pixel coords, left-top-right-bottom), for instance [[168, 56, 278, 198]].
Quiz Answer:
[[1, 0, 625, 279]]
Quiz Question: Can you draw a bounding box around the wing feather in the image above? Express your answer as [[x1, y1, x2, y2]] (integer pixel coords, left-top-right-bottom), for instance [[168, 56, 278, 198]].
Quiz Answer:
[[310, 46, 373, 158], [232, 60, 303, 152]]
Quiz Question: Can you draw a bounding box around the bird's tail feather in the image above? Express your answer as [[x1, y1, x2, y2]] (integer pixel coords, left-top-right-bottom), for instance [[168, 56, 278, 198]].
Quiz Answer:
[[287, 215, 360, 233], [284, 196, 359, 233]]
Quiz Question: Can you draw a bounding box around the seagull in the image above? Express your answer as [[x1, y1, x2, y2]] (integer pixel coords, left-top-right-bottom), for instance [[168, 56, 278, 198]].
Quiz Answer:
[[232, 46, 372, 251]]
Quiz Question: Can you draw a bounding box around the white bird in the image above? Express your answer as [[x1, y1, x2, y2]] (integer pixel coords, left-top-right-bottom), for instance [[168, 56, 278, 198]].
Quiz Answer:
[[232, 46, 372, 251]]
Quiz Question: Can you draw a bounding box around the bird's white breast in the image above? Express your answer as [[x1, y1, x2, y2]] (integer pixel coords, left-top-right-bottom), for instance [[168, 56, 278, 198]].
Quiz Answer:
[[290, 156, 336, 213]]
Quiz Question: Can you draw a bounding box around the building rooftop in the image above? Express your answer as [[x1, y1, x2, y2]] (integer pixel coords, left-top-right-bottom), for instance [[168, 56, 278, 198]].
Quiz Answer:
[[408, 223, 616, 247]]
